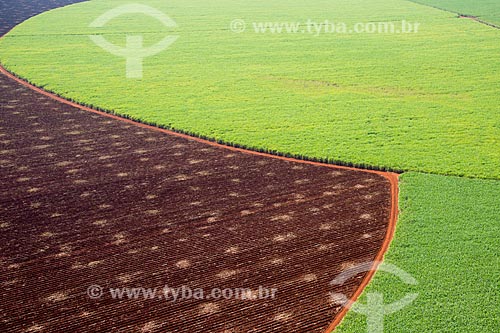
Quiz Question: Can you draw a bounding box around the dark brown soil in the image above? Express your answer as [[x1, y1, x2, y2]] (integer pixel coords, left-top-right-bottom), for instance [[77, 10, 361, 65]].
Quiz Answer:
[[0, 71, 392, 333], [0, 2, 393, 332]]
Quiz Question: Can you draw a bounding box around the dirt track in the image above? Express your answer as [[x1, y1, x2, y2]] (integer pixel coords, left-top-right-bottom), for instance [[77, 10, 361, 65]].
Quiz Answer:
[[0, 2, 395, 332]]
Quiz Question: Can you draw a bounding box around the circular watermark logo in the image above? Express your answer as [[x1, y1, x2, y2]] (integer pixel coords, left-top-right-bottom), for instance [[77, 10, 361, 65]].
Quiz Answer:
[[329, 261, 418, 333], [88, 4, 179, 79], [87, 284, 104, 299], [230, 19, 246, 33]]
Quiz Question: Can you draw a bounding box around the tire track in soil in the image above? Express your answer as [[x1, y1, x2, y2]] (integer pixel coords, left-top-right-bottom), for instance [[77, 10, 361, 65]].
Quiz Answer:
[[0, 2, 398, 332]]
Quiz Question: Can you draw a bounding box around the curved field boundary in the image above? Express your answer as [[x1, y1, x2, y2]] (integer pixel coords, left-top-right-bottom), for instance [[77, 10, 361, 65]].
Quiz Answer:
[[0, 3, 399, 332], [1, 64, 399, 331], [324, 178, 398, 333], [0, 0, 87, 36], [0, 71, 403, 174], [0, 65, 398, 180]]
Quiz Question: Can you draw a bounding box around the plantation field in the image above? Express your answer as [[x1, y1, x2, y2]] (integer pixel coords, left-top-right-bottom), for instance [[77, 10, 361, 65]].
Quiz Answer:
[[336, 173, 500, 332], [0, 0, 499, 178], [410, 0, 500, 26], [1, 0, 499, 332], [1, 70, 396, 332]]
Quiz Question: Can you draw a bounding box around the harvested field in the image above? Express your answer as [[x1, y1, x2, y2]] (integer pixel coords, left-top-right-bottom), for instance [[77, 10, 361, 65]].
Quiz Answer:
[[0, 1, 395, 332], [0, 72, 393, 332]]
